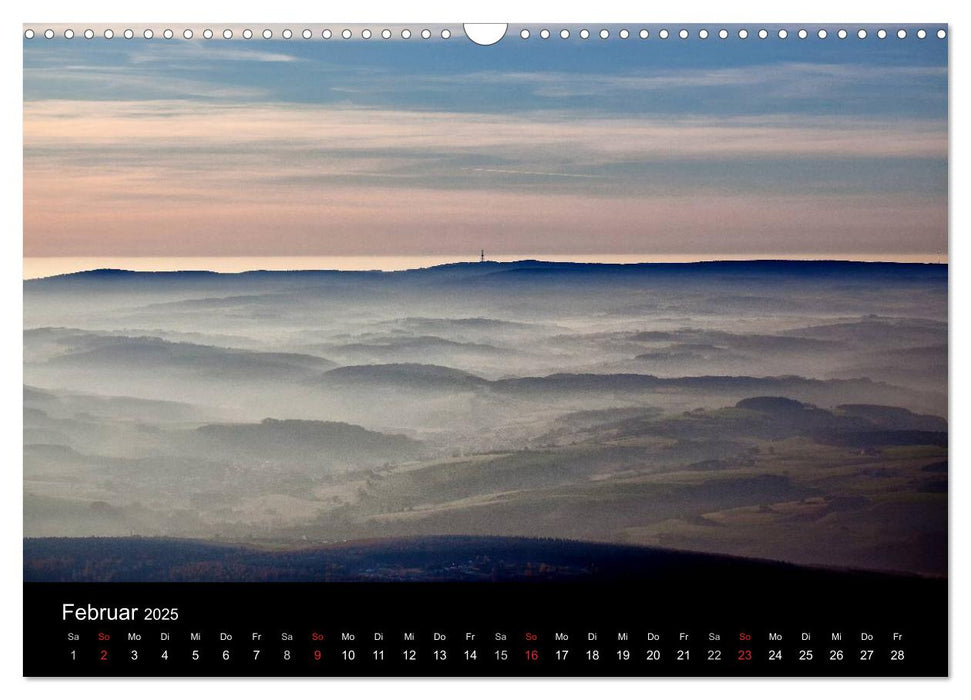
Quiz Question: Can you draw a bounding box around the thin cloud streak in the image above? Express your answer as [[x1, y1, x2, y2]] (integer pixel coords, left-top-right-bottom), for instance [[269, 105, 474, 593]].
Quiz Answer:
[[462, 62, 947, 91], [23, 100, 947, 160], [24, 67, 270, 101], [126, 42, 302, 65], [465, 168, 606, 179]]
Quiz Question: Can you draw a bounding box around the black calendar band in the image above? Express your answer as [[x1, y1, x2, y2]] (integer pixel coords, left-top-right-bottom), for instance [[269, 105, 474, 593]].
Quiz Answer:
[[24, 578, 946, 677]]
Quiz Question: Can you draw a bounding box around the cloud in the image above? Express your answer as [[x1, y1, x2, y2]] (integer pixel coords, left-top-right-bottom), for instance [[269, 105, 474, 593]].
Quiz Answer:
[[22, 69, 947, 258], [465, 168, 605, 179], [23, 42, 302, 103], [126, 42, 301, 65], [454, 63, 947, 97], [23, 100, 947, 162], [24, 67, 270, 101]]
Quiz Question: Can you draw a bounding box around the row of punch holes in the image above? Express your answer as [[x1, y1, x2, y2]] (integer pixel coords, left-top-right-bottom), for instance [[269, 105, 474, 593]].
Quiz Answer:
[[24, 26, 948, 41]]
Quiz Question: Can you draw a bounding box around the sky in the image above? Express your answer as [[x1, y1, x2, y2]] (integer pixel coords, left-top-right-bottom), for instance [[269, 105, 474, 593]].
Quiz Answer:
[[22, 27, 948, 262]]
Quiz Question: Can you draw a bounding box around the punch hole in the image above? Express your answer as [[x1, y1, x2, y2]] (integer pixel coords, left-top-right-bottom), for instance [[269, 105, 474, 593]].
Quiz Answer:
[[758, 29, 768, 39], [164, 29, 174, 39], [24, 28, 34, 39], [464, 24, 506, 46], [64, 29, 74, 39], [560, 29, 570, 39], [639, 29, 649, 39], [580, 29, 589, 39], [441, 29, 451, 39], [222, 29, 232, 39], [302, 29, 312, 39], [84, 29, 94, 39], [679, 29, 689, 40], [659, 29, 668, 39], [104, 29, 113, 39], [738, 29, 748, 39], [44, 28, 54, 39], [242, 29, 253, 39], [143, 29, 153, 39], [600, 29, 609, 39], [778, 29, 788, 39], [322, 29, 332, 39], [282, 29, 293, 39], [937, 29, 946, 39], [520, 29, 529, 39], [699, 29, 709, 39], [421, 29, 431, 39], [619, 29, 629, 39], [402, 29, 412, 39], [263, 29, 272, 39], [124, 29, 134, 39], [858, 29, 867, 39]]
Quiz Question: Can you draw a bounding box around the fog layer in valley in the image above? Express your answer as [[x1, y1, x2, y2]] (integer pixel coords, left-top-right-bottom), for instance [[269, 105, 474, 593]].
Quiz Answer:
[[23, 261, 948, 575]]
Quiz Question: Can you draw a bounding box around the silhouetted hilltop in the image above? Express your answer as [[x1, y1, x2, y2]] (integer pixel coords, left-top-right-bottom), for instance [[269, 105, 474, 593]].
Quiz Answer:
[[26, 259, 947, 287], [23, 535, 930, 583], [736, 396, 808, 413], [320, 363, 488, 390], [194, 418, 422, 461], [545, 396, 947, 448], [836, 404, 947, 432], [35, 332, 335, 378]]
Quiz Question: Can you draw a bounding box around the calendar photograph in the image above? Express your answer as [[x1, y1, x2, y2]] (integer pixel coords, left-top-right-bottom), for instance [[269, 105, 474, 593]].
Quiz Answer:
[[23, 25, 947, 591]]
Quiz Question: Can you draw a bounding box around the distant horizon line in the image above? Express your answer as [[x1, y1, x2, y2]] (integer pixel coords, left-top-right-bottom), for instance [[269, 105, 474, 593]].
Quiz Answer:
[[23, 254, 948, 280]]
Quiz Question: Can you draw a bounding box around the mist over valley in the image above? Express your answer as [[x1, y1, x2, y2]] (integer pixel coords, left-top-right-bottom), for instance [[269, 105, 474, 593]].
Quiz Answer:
[[23, 261, 947, 577]]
